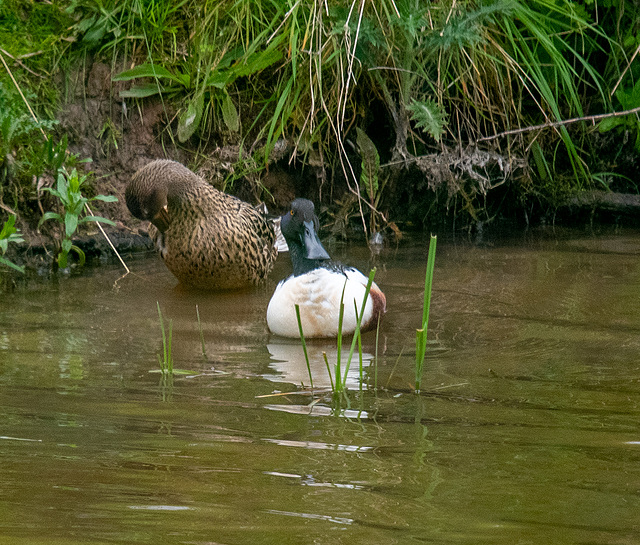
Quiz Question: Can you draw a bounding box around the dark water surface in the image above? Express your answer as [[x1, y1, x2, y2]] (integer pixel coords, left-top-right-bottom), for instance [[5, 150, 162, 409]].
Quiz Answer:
[[1, 227, 639, 544]]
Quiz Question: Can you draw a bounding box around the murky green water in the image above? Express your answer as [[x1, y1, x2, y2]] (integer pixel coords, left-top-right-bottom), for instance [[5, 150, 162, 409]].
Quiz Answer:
[[1, 226, 639, 544]]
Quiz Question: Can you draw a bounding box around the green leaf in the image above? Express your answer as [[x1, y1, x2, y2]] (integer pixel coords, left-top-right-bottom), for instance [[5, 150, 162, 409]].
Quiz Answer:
[[83, 23, 107, 45], [229, 47, 283, 81], [69, 169, 82, 193], [356, 128, 380, 200], [119, 84, 165, 98], [177, 93, 204, 143], [0, 215, 17, 239], [79, 216, 116, 226], [56, 171, 68, 195], [65, 212, 78, 238], [407, 99, 447, 142], [0, 255, 24, 273], [615, 78, 640, 110], [112, 64, 184, 86], [221, 92, 239, 133], [204, 71, 230, 89], [40, 211, 62, 225], [70, 245, 86, 267], [90, 194, 119, 203], [598, 116, 626, 133]]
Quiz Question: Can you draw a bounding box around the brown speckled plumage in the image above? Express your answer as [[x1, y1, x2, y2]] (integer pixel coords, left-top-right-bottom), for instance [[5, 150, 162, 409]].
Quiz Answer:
[[126, 159, 277, 290]]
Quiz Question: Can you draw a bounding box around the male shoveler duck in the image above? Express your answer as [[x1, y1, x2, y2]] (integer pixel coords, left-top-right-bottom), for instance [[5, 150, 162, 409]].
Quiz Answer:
[[266, 198, 386, 338], [126, 159, 278, 290]]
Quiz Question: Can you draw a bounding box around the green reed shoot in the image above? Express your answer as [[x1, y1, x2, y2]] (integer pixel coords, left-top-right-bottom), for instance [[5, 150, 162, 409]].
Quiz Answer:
[[334, 281, 347, 390], [157, 301, 173, 374], [340, 268, 376, 391], [196, 304, 207, 360], [415, 235, 437, 393], [355, 301, 364, 392], [295, 303, 314, 391]]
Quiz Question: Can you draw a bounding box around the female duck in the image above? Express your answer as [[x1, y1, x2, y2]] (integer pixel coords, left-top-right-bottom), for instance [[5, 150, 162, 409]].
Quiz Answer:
[[126, 159, 277, 290], [267, 198, 386, 338]]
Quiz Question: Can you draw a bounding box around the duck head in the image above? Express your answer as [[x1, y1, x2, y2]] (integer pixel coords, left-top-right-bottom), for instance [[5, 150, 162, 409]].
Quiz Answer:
[[281, 198, 330, 275], [126, 160, 201, 233]]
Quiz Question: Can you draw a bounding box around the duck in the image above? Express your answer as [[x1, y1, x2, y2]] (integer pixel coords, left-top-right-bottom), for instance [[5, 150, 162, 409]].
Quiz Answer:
[[125, 159, 278, 290], [266, 198, 386, 338]]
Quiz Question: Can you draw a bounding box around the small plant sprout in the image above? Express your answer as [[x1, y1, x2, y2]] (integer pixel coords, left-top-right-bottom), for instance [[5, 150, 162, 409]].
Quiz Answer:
[[152, 303, 194, 379], [295, 303, 314, 391], [415, 235, 437, 393], [40, 168, 118, 268], [157, 302, 174, 374], [0, 215, 25, 273]]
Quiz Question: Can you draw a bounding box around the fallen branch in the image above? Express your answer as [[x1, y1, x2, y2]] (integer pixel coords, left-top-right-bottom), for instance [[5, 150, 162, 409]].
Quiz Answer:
[[477, 106, 640, 142], [566, 190, 640, 212]]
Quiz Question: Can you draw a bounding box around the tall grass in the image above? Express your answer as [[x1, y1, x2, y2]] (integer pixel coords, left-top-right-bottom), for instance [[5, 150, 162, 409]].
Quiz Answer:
[[3, 0, 633, 233]]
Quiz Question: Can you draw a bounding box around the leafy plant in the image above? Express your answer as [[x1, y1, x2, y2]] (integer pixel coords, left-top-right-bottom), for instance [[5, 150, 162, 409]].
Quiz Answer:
[[39, 168, 117, 268], [0, 215, 25, 273], [415, 235, 437, 393]]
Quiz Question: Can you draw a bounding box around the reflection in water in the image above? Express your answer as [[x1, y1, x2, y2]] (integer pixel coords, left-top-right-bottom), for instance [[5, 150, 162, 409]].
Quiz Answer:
[[265, 340, 374, 389], [1, 227, 640, 544]]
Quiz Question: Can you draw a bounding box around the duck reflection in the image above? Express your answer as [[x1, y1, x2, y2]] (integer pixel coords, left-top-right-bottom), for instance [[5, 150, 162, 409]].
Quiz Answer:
[[265, 340, 374, 389]]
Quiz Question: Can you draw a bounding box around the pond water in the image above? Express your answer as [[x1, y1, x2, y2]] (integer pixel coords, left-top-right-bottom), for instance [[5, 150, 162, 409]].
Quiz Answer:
[[1, 226, 639, 544]]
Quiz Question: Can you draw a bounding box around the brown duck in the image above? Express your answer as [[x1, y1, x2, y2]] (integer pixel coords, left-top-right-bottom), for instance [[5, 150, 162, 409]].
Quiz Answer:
[[126, 159, 278, 290]]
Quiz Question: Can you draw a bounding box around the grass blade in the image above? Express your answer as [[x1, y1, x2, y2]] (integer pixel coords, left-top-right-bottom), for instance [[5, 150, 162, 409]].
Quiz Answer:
[[196, 305, 207, 360], [415, 235, 437, 392], [295, 303, 313, 390]]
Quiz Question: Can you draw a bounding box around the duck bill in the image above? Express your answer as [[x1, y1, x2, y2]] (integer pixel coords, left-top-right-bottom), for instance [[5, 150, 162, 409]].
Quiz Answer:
[[303, 220, 330, 260], [151, 205, 171, 233]]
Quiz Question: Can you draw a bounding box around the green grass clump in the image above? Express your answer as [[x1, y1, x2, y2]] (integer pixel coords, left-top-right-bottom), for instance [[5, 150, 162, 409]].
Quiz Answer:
[[153, 302, 194, 383]]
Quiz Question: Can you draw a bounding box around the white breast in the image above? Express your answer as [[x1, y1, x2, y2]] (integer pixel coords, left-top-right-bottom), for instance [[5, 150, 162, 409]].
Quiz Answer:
[[266, 268, 376, 338]]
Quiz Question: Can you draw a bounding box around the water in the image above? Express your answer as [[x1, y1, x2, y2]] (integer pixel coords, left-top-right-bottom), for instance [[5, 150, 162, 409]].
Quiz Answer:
[[1, 226, 639, 544]]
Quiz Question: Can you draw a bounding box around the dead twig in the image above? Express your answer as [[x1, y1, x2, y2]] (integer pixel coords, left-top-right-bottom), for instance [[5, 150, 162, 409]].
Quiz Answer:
[[0, 48, 46, 79], [477, 106, 640, 142], [611, 42, 640, 97]]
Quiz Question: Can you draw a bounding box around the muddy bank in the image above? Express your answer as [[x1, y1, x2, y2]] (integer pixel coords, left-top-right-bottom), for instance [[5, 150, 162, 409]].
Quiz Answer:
[[3, 61, 639, 285]]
